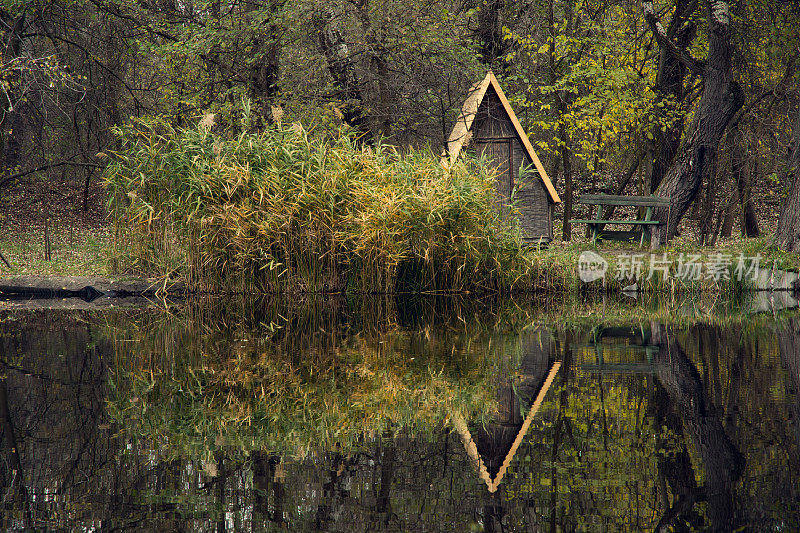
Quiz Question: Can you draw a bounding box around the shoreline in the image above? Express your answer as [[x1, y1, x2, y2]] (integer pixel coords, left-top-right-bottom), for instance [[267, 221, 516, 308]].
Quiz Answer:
[[0, 270, 798, 299], [0, 275, 187, 298]]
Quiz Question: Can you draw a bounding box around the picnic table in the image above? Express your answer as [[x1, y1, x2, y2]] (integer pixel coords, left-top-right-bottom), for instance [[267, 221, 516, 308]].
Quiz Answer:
[[570, 194, 670, 246]]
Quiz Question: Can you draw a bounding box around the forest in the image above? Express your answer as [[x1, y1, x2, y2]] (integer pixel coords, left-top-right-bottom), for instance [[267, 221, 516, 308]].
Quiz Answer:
[[1, 0, 799, 266]]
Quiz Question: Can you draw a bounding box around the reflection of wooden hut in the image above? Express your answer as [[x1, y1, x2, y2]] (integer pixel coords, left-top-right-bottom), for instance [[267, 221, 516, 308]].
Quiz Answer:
[[454, 362, 560, 492], [447, 72, 560, 244], [453, 330, 561, 492]]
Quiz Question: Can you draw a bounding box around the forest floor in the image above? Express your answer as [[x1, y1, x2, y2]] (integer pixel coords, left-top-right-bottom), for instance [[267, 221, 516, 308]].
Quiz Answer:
[[0, 176, 114, 276]]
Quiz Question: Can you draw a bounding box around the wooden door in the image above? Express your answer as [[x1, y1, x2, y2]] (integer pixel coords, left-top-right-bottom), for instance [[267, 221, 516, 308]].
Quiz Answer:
[[475, 140, 513, 205]]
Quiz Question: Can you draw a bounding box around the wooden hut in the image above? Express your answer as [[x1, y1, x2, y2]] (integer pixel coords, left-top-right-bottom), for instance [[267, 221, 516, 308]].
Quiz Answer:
[[447, 71, 560, 244]]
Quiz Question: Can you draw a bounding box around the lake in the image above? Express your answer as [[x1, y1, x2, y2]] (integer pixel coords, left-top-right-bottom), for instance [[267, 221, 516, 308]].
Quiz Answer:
[[1, 294, 799, 531]]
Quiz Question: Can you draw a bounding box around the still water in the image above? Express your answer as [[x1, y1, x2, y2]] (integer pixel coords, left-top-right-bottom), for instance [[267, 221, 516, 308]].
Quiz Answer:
[[1, 294, 799, 531]]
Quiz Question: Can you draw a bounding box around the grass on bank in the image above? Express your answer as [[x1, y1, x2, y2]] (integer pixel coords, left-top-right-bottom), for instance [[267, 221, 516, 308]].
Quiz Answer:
[[559, 234, 795, 294], [571, 234, 800, 270], [0, 225, 114, 277], [0, 218, 794, 295]]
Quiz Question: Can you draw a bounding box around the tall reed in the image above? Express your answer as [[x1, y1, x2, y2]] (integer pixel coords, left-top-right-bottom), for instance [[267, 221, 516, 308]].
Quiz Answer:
[[104, 119, 534, 293]]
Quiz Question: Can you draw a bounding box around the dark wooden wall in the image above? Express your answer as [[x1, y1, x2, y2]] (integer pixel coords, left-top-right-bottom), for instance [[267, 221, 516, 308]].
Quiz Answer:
[[470, 86, 553, 243]]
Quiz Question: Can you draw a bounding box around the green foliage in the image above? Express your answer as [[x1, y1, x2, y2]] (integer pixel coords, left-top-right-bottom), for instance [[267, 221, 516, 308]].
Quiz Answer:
[[506, 3, 676, 177], [103, 117, 536, 293]]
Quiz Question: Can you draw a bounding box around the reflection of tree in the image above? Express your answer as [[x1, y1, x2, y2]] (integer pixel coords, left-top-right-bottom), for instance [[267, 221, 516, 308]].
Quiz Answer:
[[0, 313, 117, 529], [650, 379, 703, 532], [0, 379, 31, 527], [376, 432, 396, 518], [4, 302, 800, 530], [482, 495, 505, 533], [314, 451, 343, 530], [549, 331, 574, 533], [777, 317, 800, 449], [651, 323, 745, 532], [253, 451, 285, 527], [776, 317, 800, 527], [0, 312, 221, 530]]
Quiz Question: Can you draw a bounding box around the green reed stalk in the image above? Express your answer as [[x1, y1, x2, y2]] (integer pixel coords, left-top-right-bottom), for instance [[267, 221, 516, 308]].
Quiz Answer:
[[104, 119, 537, 294]]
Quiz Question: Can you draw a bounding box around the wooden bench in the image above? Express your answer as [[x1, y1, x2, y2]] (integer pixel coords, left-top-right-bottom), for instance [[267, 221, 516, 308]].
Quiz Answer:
[[570, 194, 670, 246]]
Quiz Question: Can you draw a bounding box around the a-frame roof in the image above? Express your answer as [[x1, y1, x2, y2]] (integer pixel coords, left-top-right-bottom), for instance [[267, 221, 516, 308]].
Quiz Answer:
[[452, 361, 561, 493], [447, 71, 561, 204]]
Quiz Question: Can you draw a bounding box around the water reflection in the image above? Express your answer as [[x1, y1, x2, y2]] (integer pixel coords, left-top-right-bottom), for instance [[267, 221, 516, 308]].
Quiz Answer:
[[1, 296, 799, 530], [455, 362, 561, 494]]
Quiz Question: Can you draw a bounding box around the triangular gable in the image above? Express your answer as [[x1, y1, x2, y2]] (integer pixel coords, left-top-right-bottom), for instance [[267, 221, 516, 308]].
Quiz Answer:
[[452, 361, 561, 493], [447, 71, 561, 204]]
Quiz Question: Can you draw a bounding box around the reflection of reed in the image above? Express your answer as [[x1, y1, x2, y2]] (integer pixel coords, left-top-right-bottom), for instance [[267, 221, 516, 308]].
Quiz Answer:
[[453, 361, 561, 492]]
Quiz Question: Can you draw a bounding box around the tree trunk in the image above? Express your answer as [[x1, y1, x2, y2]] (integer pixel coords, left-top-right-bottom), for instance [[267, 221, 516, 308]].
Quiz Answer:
[[247, 1, 284, 127], [775, 109, 800, 251], [698, 157, 718, 245], [560, 122, 574, 242], [719, 185, 736, 238], [354, 1, 393, 138], [729, 122, 760, 237], [739, 163, 760, 237], [600, 149, 643, 225], [594, 148, 643, 235], [646, 0, 695, 193], [0, 13, 27, 178], [648, 0, 744, 247], [313, 6, 373, 140], [476, 0, 506, 68], [552, 0, 575, 241]]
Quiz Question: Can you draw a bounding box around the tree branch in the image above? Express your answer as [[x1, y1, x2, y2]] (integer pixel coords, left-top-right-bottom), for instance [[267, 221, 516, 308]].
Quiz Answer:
[[642, 1, 705, 75], [0, 160, 105, 190], [654, 489, 705, 532], [29, 31, 145, 110], [726, 55, 797, 134]]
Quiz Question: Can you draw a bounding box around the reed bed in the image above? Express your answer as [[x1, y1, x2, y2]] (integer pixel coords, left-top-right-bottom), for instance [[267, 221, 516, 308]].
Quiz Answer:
[[104, 120, 535, 293]]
